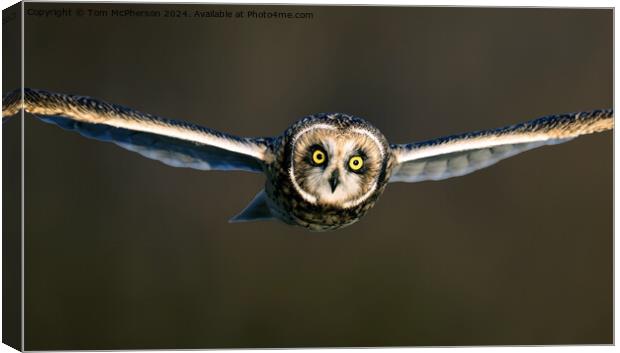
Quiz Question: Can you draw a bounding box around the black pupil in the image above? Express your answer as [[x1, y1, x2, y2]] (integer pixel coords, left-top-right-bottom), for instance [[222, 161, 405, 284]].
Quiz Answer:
[[353, 160, 359, 165]]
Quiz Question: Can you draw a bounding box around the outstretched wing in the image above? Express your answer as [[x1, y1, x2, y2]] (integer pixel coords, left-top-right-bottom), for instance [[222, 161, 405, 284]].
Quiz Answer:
[[2, 88, 273, 172], [390, 110, 613, 183]]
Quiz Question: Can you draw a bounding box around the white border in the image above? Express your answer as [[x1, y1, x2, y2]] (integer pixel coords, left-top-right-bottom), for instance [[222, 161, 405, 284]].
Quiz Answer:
[[0, 1, 615, 353]]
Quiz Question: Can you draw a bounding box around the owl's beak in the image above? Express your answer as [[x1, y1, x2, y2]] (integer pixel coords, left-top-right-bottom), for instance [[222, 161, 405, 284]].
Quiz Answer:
[[329, 170, 339, 193]]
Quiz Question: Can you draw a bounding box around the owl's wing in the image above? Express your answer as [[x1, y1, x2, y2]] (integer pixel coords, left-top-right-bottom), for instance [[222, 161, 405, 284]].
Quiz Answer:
[[389, 110, 613, 183], [2, 88, 273, 172]]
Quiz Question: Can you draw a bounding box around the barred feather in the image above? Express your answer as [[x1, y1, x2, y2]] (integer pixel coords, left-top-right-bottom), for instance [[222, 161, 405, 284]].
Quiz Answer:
[[3, 88, 273, 172], [390, 110, 613, 182]]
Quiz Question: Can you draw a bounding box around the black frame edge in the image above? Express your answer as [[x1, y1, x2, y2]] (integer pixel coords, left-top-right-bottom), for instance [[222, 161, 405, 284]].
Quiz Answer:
[[2, 1, 24, 351]]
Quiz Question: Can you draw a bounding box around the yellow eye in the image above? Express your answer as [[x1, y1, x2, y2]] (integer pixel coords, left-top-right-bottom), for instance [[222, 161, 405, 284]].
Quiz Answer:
[[348, 156, 364, 171], [312, 149, 326, 165]]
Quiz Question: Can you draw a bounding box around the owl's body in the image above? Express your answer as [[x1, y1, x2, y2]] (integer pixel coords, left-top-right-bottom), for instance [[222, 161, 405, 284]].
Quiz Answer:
[[260, 113, 395, 230], [2, 89, 614, 231]]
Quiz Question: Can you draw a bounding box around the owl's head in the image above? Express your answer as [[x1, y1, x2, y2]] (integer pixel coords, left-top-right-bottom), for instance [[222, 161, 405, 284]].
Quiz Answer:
[[287, 113, 390, 208]]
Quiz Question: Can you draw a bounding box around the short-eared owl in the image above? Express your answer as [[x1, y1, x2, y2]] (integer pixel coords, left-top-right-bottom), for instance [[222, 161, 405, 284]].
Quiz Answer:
[[3, 89, 613, 231]]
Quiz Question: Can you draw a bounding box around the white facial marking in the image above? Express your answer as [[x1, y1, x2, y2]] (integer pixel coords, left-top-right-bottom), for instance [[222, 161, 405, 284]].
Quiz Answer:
[[288, 124, 337, 204], [344, 128, 384, 208], [289, 122, 386, 209], [351, 128, 385, 158]]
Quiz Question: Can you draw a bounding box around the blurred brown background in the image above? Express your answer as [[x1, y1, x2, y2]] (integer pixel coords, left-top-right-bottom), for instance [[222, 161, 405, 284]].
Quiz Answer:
[[21, 3, 611, 349]]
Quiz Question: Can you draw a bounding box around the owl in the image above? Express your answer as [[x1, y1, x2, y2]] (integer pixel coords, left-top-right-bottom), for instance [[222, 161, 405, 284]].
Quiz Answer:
[[3, 88, 613, 231]]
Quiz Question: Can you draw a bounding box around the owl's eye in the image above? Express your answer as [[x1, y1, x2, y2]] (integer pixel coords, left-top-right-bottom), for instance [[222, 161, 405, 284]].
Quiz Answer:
[[311, 149, 327, 165], [348, 156, 364, 171]]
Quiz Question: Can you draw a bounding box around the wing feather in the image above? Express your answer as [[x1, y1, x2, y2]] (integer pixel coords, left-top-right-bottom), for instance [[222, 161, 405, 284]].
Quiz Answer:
[[390, 110, 613, 183], [3, 88, 272, 172]]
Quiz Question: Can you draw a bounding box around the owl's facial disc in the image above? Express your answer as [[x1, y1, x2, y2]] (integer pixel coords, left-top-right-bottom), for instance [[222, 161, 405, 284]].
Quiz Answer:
[[290, 125, 384, 208]]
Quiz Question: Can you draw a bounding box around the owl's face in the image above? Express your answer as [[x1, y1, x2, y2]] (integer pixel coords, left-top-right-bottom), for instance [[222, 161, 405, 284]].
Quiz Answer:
[[289, 121, 386, 208]]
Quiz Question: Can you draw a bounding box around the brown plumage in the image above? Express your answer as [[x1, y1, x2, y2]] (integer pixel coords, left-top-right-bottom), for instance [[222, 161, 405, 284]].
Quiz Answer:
[[2, 88, 613, 231]]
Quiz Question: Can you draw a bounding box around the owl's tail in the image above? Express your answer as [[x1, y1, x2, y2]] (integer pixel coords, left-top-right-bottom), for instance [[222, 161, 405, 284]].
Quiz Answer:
[[229, 189, 275, 223]]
